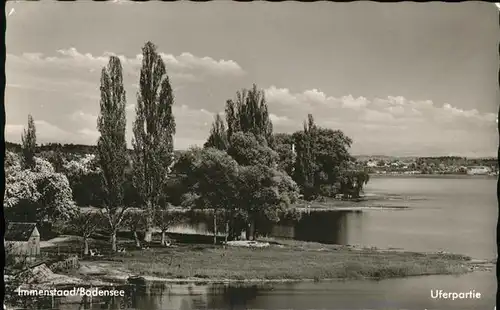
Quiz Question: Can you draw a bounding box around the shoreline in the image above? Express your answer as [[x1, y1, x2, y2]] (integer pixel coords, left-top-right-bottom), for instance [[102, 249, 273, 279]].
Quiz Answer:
[[69, 240, 491, 286], [42, 254, 495, 289], [7, 239, 495, 293]]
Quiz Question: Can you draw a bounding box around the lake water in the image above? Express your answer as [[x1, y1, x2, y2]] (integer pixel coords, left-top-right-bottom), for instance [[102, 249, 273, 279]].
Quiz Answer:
[[345, 176, 498, 260], [49, 272, 496, 309], [11, 177, 499, 309], [172, 176, 498, 260]]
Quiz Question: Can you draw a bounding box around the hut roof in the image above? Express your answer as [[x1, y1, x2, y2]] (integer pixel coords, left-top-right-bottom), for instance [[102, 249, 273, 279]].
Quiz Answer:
[[5, 222, 38, 241]]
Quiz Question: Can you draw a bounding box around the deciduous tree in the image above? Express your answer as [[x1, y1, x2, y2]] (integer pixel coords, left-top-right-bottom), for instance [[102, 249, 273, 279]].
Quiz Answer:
[[155, 209, 184, 246], [4, 157, 77, 225], [236, 164, 299, 240], [224, 84, 274, 147], [132, 41, 176, 243], [96, 56, 129, 252], [176, 147, 239, 244], [227, 132, 278, 167], [68, 210, 103, 255]]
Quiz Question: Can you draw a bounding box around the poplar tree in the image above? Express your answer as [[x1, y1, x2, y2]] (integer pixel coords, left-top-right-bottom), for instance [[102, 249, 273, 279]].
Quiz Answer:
[[96, 56, 129, 252], [204, 113, 229, 151], [132, 41, 176, 242], [21, 114, 37, 170], [224, 84, 274, 147]]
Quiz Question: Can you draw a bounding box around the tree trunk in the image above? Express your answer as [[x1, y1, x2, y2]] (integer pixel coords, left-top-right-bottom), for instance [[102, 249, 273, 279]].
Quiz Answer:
[[133, 231, 141, 248], [83, 236, 89, 256], [213, 211, 217, 245], [143, 202, 154, 243], [143, 230, 153, 243], [245, 224, 250, 241], [110, 230, 117, 252], [225, 221, 229, 244], [161, 230, 166, 246], [144, 209, 153, 243], [249, 220, 256, 241]]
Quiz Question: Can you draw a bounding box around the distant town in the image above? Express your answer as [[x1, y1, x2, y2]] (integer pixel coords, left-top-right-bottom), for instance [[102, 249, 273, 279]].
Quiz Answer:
[[354, 155, 498, 176]]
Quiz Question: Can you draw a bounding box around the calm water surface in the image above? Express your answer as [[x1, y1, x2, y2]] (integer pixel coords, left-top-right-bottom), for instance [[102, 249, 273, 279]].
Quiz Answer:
[[52, 272, 496, 310], [350, 176, 497, 259]]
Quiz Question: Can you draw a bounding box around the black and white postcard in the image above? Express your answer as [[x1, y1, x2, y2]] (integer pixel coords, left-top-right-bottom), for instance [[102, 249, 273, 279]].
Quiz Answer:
[[3, 1, 498, 309]]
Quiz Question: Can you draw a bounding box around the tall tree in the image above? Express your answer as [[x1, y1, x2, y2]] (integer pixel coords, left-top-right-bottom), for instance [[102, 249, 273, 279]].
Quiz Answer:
[[21, 114, 37, 170], [132, 41, 176, 242], [96, 56, 129, 252], [224, 84, 274, 147], [204, 113, 229, 151], [292, 114, 317, 199]]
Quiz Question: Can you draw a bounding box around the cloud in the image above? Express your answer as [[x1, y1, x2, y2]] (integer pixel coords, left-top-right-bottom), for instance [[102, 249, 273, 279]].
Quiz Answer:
[[341, 95, 369, 109], [70, 111, 98, 124], [269, 113, 290, 124], [262, 86, 497, 156], [7, 48, 245, 81], [360, 109, 395, 123], [264, 86, 301, 106], [265, 85, 496, 126], [161, 52, 245, 78]]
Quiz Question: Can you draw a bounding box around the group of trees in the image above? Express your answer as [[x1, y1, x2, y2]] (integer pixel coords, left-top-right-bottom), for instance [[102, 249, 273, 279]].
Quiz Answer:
[[5, 40, 369, 253], [5, 118, 78, 229], [178, 85, 369, 240], [5, 42, 177, 252]]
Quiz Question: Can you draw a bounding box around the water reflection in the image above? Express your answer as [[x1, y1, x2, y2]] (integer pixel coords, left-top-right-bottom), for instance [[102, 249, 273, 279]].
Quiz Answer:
[[168, 210, 360, 246], [17, 271, 495, 310]]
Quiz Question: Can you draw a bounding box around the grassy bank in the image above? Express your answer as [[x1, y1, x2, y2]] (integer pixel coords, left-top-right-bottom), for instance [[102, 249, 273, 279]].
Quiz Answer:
[[74, 238, 473, 282]]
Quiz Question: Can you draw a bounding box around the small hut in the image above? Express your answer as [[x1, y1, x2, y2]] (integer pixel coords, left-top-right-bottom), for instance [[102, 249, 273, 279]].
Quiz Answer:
[[5, 222, 41, 257]]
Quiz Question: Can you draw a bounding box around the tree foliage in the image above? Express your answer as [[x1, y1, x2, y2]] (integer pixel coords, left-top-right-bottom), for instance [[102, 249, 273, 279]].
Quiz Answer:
[[4, 157, 77, 224], [204, 113, 229, 151], [227, 132, 278, 167], [96, 56, 129, 251], [290, 114, 366, 199], [175, 147, 240, 243], [236, 164, 299, 240], [224, 84, 274, 146], [272, 133, 296, 175], [63, 154, 104, 206], [132, 41, 176, 242], [21, 114, 37, 170]]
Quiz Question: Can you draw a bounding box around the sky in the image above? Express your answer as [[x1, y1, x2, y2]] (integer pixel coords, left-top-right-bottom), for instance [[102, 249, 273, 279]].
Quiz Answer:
[[4, 1, 499, 157]]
